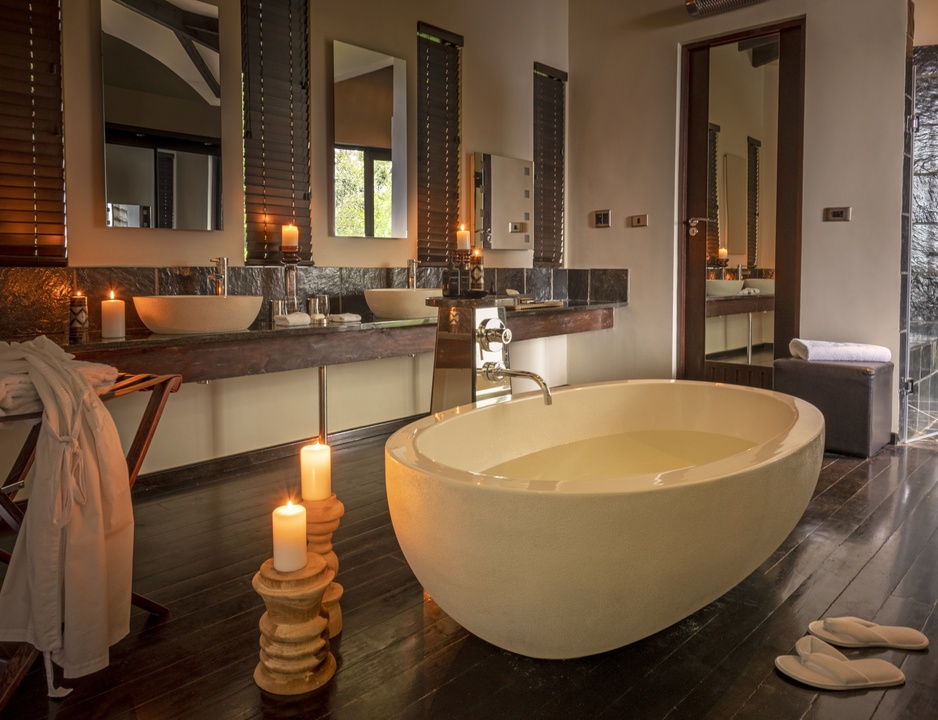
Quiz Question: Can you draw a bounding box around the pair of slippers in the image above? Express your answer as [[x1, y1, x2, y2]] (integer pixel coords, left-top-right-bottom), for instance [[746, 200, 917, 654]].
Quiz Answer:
[[775, 616, 929, 691]]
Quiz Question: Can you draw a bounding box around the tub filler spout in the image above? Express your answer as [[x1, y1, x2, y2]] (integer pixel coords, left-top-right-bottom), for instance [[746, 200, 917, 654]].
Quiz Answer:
[[482, 362, 552, 405]]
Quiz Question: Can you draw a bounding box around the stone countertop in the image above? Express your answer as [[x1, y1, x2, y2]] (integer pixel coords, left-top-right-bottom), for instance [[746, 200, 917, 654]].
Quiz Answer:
[[49, 301, 622, 383]]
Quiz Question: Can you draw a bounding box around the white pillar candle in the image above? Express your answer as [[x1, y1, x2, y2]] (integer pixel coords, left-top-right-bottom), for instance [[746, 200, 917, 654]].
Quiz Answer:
[[272, 501, 307, 572], [457, 224, 470, 251], [101, 291, 125, 338], [300, 441, 332, 501], [282, 224, 299, 253]]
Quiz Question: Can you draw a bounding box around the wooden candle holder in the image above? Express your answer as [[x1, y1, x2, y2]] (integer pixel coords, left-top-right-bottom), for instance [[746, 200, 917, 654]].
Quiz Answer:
[[252, 553, 336, 695], [303, 494, 345, 638]]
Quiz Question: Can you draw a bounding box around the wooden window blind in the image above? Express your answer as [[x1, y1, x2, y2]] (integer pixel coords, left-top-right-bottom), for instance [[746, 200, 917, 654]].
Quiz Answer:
[[242, 0, 310, 264], [0, 0, 67, 266], [417, 22, 462, 266], [747, 136, 761, 268], [533, 62, 566, 268], [706, 123, 720, 260]]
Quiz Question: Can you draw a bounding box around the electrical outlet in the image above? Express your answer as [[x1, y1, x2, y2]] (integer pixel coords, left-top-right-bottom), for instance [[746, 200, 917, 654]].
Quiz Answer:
[[594, 210, 611, 228], [509, 222, 524, 233], [629, 214, 648, 228]]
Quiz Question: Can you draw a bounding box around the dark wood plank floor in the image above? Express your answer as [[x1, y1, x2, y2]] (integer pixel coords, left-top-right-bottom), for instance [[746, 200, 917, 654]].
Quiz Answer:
[[1, 437, 937, 719]]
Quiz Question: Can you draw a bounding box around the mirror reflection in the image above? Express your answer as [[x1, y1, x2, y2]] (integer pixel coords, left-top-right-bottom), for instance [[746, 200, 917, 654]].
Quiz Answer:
[[100, 0, 222, 230], [472, 152, 534, 251], [705, 35, 778, 367], [333, 41, 407, 238]]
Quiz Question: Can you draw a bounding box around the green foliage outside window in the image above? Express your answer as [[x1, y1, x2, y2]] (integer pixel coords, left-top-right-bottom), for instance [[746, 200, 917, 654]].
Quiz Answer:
[[335, 148, 393, 237]]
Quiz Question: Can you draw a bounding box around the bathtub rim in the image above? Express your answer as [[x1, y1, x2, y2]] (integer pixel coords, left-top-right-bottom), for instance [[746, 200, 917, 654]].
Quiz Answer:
[[386, 378, 825, 495]]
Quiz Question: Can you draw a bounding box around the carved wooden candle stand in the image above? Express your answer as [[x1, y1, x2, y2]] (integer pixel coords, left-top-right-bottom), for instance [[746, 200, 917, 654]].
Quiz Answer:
[[303, 494, 345, 638], [253, 553, 336, 695]]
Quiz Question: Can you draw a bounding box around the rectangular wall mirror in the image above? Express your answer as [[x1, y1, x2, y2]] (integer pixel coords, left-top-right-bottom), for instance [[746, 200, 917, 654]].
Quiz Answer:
[[472, 152, 534, 251], [332, 41, 407, 238], [100, 0, 222, 230]]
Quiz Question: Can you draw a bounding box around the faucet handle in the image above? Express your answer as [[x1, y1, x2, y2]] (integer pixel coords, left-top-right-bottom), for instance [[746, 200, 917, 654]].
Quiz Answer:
[[210, 257, 228, 269], [476, 318, 512, 352]]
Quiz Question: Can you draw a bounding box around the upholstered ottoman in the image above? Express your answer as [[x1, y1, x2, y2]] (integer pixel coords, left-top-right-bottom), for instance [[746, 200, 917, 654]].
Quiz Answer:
[[773, 358, 893, 457]]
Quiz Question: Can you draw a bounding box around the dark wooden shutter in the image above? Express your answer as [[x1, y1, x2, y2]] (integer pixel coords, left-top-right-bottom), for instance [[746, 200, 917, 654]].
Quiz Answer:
[[533, 62, 566, 268], [0, 0, 67, 266], [747, 136, 761, 268], [706, 123, 720, 260], [417, 22, 462, 267], [242, 0, 310, 264]]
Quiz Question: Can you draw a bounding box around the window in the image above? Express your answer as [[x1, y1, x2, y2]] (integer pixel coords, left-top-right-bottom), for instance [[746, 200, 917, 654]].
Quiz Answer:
[[242, 0, 310, 264], [0, 0, 67, 266], [334, 145, 393, 238], [417, 22, 463, 266], [533, 62, 566, 267]]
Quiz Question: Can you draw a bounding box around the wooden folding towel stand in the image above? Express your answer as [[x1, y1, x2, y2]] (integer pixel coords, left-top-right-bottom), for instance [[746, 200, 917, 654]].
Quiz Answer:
[[0, 372, 183, 710]]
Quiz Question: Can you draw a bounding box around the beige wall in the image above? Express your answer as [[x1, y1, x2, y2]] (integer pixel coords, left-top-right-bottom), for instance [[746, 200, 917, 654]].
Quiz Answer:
[[567, 0, 906, 393], [37, 0, 911, 471], [46, 0, 569, 472]]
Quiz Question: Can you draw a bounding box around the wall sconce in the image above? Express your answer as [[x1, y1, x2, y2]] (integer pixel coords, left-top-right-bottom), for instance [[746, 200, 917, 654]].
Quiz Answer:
[[685, 0, 769, 18]]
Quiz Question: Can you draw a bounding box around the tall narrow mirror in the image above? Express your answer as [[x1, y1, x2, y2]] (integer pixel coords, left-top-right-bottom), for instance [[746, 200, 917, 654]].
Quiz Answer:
[[704, 35, 778, 368], [332, 41, 407, 238], [100, 0, 222, 230]]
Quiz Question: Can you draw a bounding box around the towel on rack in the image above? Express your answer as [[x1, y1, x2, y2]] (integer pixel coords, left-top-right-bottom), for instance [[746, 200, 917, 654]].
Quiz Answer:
[[0, 359, 118, 418], [789, 338, 892, 363], [0, 336, 133, 678]]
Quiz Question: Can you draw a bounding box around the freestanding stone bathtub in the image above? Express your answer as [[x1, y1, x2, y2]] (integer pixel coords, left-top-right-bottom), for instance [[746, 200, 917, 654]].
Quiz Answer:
[[385, 380, 824, 659]]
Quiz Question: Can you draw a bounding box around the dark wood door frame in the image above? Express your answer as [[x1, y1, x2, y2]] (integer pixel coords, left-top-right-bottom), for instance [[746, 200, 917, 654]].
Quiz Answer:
[[678, 18, 806, 386]]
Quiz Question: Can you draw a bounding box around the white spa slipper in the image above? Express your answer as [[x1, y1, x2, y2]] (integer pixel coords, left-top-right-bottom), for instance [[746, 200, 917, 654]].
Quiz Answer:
[[808, 616, 929, 650], [775, 636, 905, 691]]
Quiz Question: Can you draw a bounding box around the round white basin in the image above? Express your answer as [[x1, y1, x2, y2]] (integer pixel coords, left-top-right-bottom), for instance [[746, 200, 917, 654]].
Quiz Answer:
[[133, 295, 263, 334], [364, 288, 441, 319], [706, 279, 744, 296]]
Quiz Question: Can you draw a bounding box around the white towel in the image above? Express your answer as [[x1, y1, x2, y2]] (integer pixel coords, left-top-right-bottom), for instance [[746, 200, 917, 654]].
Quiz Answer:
[[0, 357, 119, 418], [790, 338, 892, 363], [273, 312, 311, 327], [329, 313, 361, 323]]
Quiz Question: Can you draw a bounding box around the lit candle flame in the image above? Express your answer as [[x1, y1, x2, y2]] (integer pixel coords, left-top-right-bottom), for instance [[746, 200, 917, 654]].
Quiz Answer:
[[109, 290, 115, 300]]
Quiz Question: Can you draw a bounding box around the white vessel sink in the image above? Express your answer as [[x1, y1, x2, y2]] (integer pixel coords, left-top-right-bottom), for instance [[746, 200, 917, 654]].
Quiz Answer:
[[364, 288, 442, 319], [134, 295, 263, 334], [706, 280, 745, 297]]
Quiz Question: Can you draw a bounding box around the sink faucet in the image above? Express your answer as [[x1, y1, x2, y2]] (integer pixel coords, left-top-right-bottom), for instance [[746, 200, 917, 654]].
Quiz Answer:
[[210, 257, 228, 296], [407, 259, 418, 288], [482, 362, 552, 405]]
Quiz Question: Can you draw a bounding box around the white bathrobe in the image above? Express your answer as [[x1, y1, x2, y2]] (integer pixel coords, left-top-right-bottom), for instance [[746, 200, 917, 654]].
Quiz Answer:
[[0, 336, 133, 678]]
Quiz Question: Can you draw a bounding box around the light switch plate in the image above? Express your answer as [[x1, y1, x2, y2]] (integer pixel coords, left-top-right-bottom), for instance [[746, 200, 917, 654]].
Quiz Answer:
[[629, 214, 648, 227], [823, 207, 852, 222], [594, 210, 611, 228]]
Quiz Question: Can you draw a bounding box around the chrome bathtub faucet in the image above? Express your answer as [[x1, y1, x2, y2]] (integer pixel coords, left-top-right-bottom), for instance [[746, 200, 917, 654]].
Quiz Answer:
[[482, 362, 553, 406]]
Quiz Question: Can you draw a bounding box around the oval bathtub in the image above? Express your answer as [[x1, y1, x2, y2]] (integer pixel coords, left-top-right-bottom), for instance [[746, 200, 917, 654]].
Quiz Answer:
[[385, 380, 824, 659]]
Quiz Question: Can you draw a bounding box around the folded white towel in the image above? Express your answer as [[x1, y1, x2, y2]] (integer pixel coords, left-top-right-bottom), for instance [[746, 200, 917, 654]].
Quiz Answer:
[[738, 287, 760, 295], [330, 313, 362, 323], [0, 358, 119, 418], [790, 338, 892, 363], [273, 312, 311, 327]]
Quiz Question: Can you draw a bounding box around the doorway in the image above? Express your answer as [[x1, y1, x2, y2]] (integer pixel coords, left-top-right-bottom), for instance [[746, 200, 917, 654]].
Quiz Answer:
[[679, 19, 806, 387]]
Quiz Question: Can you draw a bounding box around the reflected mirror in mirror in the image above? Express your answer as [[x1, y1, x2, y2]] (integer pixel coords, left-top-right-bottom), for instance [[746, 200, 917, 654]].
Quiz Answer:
[[705, 35, 778, 368], [101, 0, 222, 230], [472, 152, 533, 251], [333, 41, 406, 238]]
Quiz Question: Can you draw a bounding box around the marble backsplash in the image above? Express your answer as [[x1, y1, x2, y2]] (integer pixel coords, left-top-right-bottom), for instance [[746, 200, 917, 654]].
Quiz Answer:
[[0, 265, 629, 341]]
